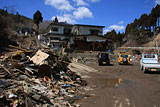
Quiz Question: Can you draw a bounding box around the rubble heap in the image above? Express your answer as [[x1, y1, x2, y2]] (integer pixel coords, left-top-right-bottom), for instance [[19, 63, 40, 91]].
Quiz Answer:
[[0, 47, 87, 107]]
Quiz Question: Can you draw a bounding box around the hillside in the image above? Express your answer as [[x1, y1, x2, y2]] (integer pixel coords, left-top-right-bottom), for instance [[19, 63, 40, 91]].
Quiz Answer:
[[0, 9, 33, 50], [105, 5, 160, 49], [142, 33, 160, 47]]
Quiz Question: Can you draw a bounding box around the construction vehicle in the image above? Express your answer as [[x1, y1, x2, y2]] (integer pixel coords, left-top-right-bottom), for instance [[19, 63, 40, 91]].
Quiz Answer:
[[118, 52, 130, 65]]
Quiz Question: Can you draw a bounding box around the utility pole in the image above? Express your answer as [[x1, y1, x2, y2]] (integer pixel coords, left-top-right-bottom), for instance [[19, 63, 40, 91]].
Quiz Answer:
[[153, 29, 156, 54], [156, 37, 160, 55], [153, 28, 159, 55], [153, 26, 156, 54], [157, 39, 159, 55]]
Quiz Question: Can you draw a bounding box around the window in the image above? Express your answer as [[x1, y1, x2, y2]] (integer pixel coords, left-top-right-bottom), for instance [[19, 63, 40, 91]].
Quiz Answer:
[[64, 28, 71, 34], [121, 55, 128, 58], [50, 37, 59, 40], [144, 54, 155, 58], [50, 37, 60, 43], [52, 27, 59, 32], [90, 30, 99, 35], [100, 53, 109, 58]]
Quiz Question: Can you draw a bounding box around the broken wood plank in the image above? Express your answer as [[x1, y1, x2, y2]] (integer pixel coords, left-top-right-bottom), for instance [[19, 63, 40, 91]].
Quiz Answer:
[[0, 64, 12, 75], [8, 45, 35, 53], [14, 68, 31, 77]]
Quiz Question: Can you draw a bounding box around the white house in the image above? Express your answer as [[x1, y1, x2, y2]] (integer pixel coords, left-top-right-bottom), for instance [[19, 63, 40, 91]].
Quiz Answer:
[[39, 18, 108, 51], [72, 24, 104, 36]]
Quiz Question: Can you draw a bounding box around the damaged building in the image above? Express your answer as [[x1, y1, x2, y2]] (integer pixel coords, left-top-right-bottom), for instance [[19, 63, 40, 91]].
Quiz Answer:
[[38, 17, 109, 52]]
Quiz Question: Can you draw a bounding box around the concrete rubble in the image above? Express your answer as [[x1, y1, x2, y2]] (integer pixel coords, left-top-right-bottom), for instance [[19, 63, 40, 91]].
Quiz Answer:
[[0, 46, 88, 107]]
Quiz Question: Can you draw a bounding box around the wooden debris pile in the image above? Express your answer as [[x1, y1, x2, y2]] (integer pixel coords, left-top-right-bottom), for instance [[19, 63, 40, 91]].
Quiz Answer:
[[0, 48, 87, 107]]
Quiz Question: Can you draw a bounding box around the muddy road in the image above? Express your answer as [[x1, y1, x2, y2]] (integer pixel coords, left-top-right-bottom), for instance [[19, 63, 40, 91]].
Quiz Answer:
[[76, 61, 160, 107]]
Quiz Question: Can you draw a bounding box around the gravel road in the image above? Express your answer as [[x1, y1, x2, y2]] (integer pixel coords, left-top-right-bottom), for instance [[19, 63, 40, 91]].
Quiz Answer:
[[74, 61, 160, 107]]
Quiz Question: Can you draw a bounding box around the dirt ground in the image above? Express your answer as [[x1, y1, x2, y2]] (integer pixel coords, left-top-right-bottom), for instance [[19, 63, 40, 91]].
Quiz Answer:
[[72, 61, 160, 107]]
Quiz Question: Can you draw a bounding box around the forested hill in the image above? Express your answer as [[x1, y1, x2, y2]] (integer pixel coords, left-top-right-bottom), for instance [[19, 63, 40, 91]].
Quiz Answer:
[[125, 5, 160, 45], [105, 4, 160, 48], [0, 9, 33, 50], [0, 9, 32, 31]]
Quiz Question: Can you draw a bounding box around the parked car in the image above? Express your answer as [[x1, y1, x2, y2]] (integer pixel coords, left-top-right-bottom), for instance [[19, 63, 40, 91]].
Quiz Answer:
[[140, 53, 160, 73], [98, 52, 110, 65], [118, 53, 130, 65]]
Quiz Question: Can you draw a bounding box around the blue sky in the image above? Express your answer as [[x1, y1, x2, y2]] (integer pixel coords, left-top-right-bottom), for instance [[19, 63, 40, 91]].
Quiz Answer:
[[0, 0, 159, 34]]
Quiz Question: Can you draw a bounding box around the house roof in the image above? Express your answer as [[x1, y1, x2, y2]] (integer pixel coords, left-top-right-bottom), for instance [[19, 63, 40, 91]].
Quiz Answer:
[[74, 24, 105, 28], [47, 22, 105, 30], [46, 33, 71, 37], [48, 22, 73, 27], [46, 22, 73, 31], [46, 33, 107, 38], [72, 34, 107, 38]]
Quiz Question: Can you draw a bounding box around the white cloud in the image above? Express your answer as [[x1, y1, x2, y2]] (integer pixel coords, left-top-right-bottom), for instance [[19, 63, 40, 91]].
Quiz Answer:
[[88, 0, 100, 3], [118, 21, 124, 25], [104, 24, 125, 34], [51, 14, 76, 23], [73, 7, 93, 19], [45, 0, 74, 11], [104, 29, 111, 34], [50, 6, 93, 23], [155, 0, 160, 5], [73, 0, 88, 6], [109, 25, 125, 31]]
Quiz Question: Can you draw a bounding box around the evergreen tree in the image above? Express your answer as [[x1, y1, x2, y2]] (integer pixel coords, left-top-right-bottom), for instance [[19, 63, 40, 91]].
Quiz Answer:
[[33, 10, 43, 30], [33, 10, 43, 47], [54, 16, 58, 23]]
